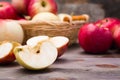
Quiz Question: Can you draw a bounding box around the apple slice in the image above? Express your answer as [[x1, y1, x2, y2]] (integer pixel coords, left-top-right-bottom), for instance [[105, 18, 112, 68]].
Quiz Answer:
[[27, 36, 69, 57], [14, 41, 58, 70], [49, 36, 69, 57], [0, 41, 21, 64]]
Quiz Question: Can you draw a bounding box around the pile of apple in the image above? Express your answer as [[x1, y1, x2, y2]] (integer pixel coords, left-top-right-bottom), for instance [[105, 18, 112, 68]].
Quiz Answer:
[[0, 0, 57, 20], [78, 17, 120, 53], [0, 36, 69, 70], [0, 0, 71, 70], [0, 0, 58, 43]]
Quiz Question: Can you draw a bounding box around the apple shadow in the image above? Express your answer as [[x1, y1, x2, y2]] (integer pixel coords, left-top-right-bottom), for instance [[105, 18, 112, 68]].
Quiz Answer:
[[16, 67, 54, 74], [54, 58, 69, 64], [68, 43, 80, 50], [78, 50, 112, 58], [0, 62, 19, 67]]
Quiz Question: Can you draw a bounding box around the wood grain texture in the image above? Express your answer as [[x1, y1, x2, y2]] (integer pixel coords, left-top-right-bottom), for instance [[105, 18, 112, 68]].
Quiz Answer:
[[0, 44, 120, 80]]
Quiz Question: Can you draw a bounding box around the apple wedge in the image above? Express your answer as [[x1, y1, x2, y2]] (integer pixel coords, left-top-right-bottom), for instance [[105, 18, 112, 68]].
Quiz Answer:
[[49, 36, 69, 57], [27, 36, 69, 57], [0, 41, 21, 64], [14, 41, 58, 70]]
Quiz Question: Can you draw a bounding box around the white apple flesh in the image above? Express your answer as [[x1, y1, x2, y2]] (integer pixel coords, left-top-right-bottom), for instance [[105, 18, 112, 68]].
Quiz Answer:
[[0, 20, 24, 44], [27, 36, 69, 57], [26, 35, 49, 48], [14, 41, 58, 70]]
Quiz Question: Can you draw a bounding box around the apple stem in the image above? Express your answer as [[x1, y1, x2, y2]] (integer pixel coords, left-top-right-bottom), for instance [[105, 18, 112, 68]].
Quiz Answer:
[[41, 1, 46, 7], [0, 4, 3, 7], [17, 48, 23, 52]]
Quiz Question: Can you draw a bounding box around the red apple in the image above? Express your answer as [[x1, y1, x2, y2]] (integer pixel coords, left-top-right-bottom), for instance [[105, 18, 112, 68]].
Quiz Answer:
[[95, 17, 120, 49], [95, 17, 120, 34], [28, 0, 57, 17], [78, 23, 113, 53], [11, 0, 30, 15], [0, 2, 18, 19]]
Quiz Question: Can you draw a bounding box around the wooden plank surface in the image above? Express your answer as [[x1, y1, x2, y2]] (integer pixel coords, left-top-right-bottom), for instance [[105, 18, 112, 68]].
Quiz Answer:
[[0, 44, 120, 80]]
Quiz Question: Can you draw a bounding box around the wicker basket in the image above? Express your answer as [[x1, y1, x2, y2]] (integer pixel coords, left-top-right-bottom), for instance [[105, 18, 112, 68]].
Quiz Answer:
[[18, 20, 86, 45]]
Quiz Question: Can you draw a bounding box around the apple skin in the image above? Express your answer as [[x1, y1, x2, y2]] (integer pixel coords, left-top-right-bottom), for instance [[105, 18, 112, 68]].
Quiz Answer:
[[0, 2, 18, 19], [0, 20, 24, 44], [49, 36, 69, 58], [27, 36, 69, 58], [94, 17, 120, 34], [0, 51, 15, 64], [113, 27, 120, 49], [95, 17, 120, 49], [0, 41, 21, 64], [78, 23, 113, 53], [11, 0, 30, 15], [57, 43, 68, 57], [28, 0, 57, 17], [32, 12, 59, 21]]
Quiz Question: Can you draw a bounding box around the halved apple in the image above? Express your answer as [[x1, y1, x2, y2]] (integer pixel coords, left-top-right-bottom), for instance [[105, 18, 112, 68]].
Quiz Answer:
[[14, 41, 58, 70], [27, 36, 69, 57], [49, 36, 69, 57], [0, 41, 21, 64]]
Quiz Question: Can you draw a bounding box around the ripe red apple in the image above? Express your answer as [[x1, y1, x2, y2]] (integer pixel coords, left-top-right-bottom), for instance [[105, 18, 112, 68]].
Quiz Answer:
[[28, 0, 57, 17], [78, 23, 113, 53], [11, 0, 30, 15], [95, 17, 120, 49], [95, 17, 120, 34], [0, 2, 18, 19]]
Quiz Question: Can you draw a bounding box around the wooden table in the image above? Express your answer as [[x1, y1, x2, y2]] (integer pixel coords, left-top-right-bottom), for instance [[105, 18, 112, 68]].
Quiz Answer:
[[0, 44, 120, 80]]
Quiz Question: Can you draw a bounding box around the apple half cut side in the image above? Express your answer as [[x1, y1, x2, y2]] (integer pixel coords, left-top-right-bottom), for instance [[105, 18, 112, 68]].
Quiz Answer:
[[27, 36, 69, 58], [26, 36, 49, 48], [0, 41, 21, 64], [49, 36, 69, 57], [14, 41, 58, 70]]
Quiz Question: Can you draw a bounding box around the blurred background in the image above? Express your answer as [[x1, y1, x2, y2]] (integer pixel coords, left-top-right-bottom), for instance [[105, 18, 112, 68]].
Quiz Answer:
[[1, 0, 120, 22], [56, 0, 120, 22]]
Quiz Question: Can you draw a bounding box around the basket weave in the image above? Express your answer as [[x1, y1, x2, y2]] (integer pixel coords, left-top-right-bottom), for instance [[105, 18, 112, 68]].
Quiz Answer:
[[18, 21, 85, 45]]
